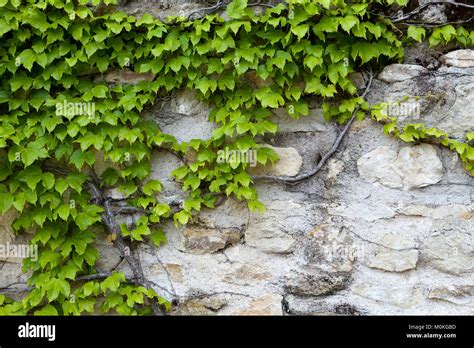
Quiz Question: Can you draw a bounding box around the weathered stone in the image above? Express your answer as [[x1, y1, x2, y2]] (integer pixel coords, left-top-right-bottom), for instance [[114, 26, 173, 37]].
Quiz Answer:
[[285, 295, 363, 315], [357, 144, 443, 189], [237, 294, 283, 315], [326, 159, 344, 182], [284, 269, 351, 296], [182, 226, 241, 254], [222, 263, 270, 286], [173, 296, 227, 315], [441, 49, 474, 68], [397, 204, 473, 220], [100, 70, 154, 84], [368, 249, 419, 272], [354, 283, 423, 309], [245, 227, 295, 254], [0, 210, 26, 264], [170, 90, 209, 116], [249, 145, 303, 177], [378, 64, 427, 83], [422, 231, 473, 275], [150, 263, 184, 283], [428, 285, 474, 305]]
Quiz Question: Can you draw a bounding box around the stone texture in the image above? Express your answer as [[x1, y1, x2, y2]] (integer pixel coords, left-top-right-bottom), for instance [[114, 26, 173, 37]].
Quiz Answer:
[[236, 294, 283, 315], [368, 249, 419, 272], [441, 49, 474, 68], [100, 70, 154, 84], [223, 263, 270, 285], [1, 1, 473, 316], [182, 225, 241, 254], [249, 145, 303, 177], [284, 269, 351, 296], [422, 231, 473, 276], [428, 285, 474, 305], [354, 283, 423, 309], [378, 64, 427, 83], [357, 144, 443, 189]]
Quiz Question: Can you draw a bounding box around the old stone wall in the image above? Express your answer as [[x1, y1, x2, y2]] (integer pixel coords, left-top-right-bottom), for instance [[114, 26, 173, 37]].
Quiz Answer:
[[0, 1, 472, 315]]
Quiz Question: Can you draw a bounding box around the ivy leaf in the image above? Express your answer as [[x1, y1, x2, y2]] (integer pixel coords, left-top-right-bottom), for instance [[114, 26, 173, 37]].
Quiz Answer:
[[149, 229, 167, 247], [101, 272, 126, 292], [18, 49, 36, 71], [227, 0, 247, 19], [17, 166, 43, 191], [339, 16, 359, 33], [76, 205, 103, 230], [142, 180, 162, 195], [407, 26, 426, 43], [34, 305, 58, 316]]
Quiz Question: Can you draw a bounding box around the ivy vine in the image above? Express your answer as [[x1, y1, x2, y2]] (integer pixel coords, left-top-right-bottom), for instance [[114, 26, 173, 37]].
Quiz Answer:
[[0, 0, 472, 315]]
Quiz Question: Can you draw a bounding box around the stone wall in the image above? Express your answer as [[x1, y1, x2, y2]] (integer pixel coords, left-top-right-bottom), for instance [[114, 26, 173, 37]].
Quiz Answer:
[[0, 1, 473, 315]]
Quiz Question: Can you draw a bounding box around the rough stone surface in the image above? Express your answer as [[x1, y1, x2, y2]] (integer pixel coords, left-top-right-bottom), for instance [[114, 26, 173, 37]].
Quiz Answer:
[[378, 64, 427, 83], [1, 2, 473, 316], [181, 225, 242, 254], [357, 144, 444, 189], [368, 249, 419, 272], [249, 145, 303, 177], [236, 294, 283, 315], [441, 49, 474, 68], [284, 269, 351, 296]]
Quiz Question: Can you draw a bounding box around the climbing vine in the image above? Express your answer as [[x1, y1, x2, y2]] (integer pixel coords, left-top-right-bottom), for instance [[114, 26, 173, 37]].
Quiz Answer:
[[0, 0, 472, 315]]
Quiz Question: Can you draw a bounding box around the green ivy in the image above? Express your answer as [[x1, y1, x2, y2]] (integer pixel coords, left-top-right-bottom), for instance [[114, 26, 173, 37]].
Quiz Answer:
[[0, 0, 472, 315]]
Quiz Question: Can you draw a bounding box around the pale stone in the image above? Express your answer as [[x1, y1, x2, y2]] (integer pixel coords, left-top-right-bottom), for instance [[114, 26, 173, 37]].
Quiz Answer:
[[423, 231, 473, 275], [173, 296, 227, 315], [170, 89, 209, 116], [182, 226, 241, 254], [150, 263, 184, 283], [245, 227, 295, 254], [357, 144, 443, 189], [378, 64, 427, 83], [368, 249, 419, 272], [326, 159, 344, 181], [101, 70, 154, 84], [222, 263, 270, 285], [441, 49, 474, 68], [0, 210, 24, 264], [398, 204, 473, 220], [284, 269, 351, 296], [249, 145, 303, 177], [354, 283, 423, 309], [237, 294, 283, 315], [428, 285, 474, 305]]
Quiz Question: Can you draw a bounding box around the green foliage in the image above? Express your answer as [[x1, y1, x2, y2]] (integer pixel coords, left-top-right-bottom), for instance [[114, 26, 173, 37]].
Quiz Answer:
[[0, 0, 472, 316]]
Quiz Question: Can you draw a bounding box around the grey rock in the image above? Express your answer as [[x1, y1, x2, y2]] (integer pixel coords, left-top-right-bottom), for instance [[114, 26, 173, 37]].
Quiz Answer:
[[378, 64, 427, 83], [441, 49, 474, 68], [284, 269, 351, 296]]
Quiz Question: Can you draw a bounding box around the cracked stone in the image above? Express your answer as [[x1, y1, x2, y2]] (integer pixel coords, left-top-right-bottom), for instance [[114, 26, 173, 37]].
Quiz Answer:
[[441, 49, 474, 68], [357, 144, 443, 189], [284, 269, 351, 296], [222, 263, 270, 286], [236, 293, 283, 315], [249, 145, 303, 177], [378, 64, 427, 83], [368, 249, 419, 272], [428, 285, 474, 305], [182, 226, 241, 254]]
